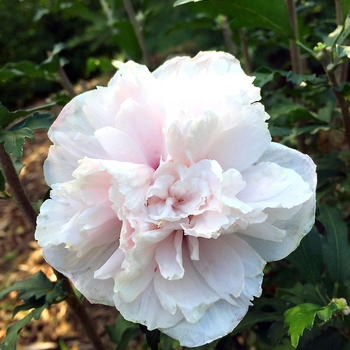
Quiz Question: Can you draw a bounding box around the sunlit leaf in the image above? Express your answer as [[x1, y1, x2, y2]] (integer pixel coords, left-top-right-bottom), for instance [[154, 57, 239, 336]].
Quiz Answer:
[[284, 303, 323, 348]]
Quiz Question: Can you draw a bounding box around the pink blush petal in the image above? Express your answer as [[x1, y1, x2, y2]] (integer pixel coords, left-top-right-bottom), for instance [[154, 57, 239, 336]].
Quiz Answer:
[[155, 231, 184, 280], [114, 99, 165, 169], [95, 127, 148, 164]]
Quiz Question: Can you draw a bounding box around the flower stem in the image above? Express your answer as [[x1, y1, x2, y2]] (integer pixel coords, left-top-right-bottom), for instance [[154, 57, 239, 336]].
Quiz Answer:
[[122, 0, 151, 67], [0, 142, 105, 350]]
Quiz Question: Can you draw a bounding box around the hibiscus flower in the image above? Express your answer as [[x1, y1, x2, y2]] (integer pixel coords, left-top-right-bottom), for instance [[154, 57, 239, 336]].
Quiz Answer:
[[35, 51, 316, 347]]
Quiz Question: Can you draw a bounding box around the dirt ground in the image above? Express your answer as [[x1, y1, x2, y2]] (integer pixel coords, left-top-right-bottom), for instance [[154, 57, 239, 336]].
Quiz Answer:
[[0, 128, 120, 350]]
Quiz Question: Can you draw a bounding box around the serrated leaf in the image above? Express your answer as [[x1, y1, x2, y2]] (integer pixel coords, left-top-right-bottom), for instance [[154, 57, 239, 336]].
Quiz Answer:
[[252, 67, 287, 88], [184, 0, 294, 38], [318, 204, 350, 283], [0, 128, 33, 158], [284, 303, 323, 348], [0, 271, 53, 301], [287, 227, 323, 284]]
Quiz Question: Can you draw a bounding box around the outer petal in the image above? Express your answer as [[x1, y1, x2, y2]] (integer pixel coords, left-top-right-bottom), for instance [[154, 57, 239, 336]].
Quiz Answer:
[[42, 243, 117, 305], [237, 142, 317, 261]]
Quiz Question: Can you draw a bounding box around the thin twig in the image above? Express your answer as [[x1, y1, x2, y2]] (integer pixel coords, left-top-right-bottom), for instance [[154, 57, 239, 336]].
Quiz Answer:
[[220, 16, 237, 57], [238, 29, 253, 74], [0, 142, 105, 350], [122, 0, 151, 67], [58, 66, 77, 98]]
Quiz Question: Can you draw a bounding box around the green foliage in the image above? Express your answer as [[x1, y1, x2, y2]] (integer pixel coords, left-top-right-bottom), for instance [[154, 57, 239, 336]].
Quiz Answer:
[[105, 314, 140, 350], [0, 109, 55, 158], [287, 227, 323, 284], [0, 271, 66, 350], [318, 205, 350, 283], [183, 0, 294, 37], [284, 302, 338, 348]]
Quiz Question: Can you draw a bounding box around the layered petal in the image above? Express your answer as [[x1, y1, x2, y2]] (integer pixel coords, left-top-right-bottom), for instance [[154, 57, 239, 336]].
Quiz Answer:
[[35, 51, 316, 348]]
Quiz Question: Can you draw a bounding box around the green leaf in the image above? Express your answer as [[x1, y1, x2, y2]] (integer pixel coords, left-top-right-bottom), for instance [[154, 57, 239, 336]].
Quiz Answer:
[[10, 112, 55, 131], [0, 101, 58, 129], [105, 314, 140, 349], [185, 0, 294, 38], [0, 271, 53, 302], [0, 61, 47, 82], [269, 126, 292, 137], [287, 227, 323, 284], [318, 204, 350, 283], [0, 274, 65, 350], [252, 67, 287, 88], [284, 303, 323, 348], [286, 71, 327, 85], [0, 128, 33, 158], [0, 312, 34, 350]]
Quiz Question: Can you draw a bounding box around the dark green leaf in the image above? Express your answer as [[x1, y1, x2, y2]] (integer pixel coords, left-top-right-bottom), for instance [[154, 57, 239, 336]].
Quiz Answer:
[[252, 68, 287, 88], [318, 204, 350, 283], [231, 311, 282, 335], [0, 275, 65, 350], [287, 227, 323, 284], [269, 126, 292, 137], [286, 71, 327, 86], [185, 0, 294, 38], [0, 61, 47, 82], [0, 101, 58, 129], [0, 128, 33, 158], [0, 271, 53, 301], [105, 313, 140, 349], [10, 112, 55, 131], [0, 312, 33, 350]]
